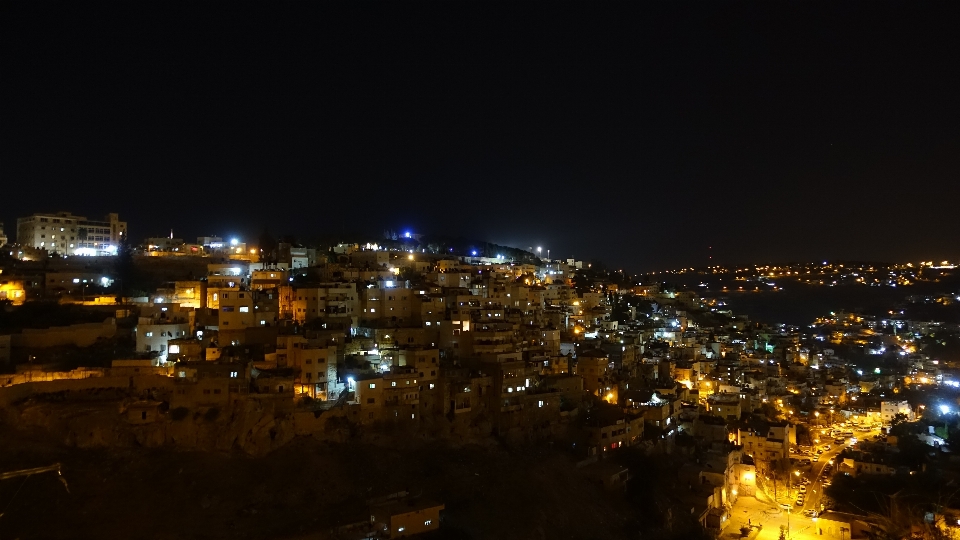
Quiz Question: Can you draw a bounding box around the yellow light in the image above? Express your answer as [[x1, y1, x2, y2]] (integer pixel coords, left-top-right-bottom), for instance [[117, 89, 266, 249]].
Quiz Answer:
[[408, 254, 414, 260]]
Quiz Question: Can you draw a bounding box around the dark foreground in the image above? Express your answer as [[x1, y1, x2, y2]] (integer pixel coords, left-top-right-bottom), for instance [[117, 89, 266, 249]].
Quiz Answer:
[[0, 425, 652, 540]]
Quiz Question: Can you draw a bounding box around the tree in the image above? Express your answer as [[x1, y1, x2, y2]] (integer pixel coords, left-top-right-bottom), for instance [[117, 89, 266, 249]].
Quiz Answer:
[[114, 233, 138, 298], [611, 295, 631, 323], [778, 525, 787, 540], [757, 402, 781, 421], [258, 227, 279, 266]]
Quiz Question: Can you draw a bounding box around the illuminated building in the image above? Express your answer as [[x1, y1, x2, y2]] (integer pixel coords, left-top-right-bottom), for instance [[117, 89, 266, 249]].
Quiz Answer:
[[880, 400, 914, 426], [16, 212, 127, 256], [0, 279, 26, 305]]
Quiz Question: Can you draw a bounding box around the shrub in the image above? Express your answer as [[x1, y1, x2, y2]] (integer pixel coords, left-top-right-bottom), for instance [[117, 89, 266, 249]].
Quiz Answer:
[[170, 407, 189, 421]]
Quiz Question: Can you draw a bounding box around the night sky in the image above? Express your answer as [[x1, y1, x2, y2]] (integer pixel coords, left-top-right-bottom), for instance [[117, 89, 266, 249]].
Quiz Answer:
[[3, 3, 959, 271]]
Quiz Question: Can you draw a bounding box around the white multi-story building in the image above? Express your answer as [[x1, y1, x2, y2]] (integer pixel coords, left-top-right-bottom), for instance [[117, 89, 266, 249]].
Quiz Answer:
[[880, 400, 914, 426], [16, 212, 127, 256], [136, 317, 191, 362]]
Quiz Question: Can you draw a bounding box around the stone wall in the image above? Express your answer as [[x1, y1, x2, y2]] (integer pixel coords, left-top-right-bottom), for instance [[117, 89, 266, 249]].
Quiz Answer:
[[13, 319, 117, 348]]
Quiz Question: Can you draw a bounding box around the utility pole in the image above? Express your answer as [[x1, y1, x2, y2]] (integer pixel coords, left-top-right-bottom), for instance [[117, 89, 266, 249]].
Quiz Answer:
[[787, 507, 791, 539]]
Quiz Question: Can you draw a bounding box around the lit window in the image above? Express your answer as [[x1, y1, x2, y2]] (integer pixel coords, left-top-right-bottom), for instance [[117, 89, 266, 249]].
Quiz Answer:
[[230, 372, 238, 378], [424, 520, 432, 526], [146, 332, 153, 337], [398, 527, 405, 532], [369, 383, 376, 389], [168, 345, 180, 354], [391, 382, 397, 387], [239, 306, 249, 313]]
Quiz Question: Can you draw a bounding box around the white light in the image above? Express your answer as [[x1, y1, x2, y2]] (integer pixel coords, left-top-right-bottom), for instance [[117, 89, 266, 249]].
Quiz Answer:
[[230, 238, 239, 246], [940, 405, 951, 415]]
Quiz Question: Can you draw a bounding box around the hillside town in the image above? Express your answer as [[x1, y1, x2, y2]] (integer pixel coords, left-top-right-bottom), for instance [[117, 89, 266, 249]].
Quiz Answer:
[[2, 213, 960, 539]]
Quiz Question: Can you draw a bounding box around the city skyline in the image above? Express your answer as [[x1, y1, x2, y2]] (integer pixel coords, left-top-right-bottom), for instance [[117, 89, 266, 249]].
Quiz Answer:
[[3, 3, 959, 272], [4, 3, 960, 538]]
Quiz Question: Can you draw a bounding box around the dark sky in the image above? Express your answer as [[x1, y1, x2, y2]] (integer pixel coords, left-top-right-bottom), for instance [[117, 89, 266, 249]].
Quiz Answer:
[[3, 3, 959, 272]]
